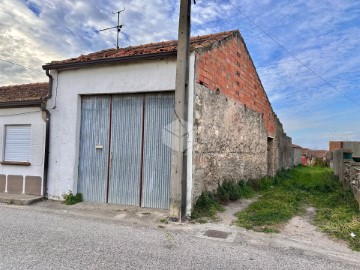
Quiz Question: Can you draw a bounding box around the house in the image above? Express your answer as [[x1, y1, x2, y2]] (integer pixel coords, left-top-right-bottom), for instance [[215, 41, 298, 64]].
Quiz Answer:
[[292, 144, 302, 166], [0, 82, 48, 196], [329, 141, 360, 158], [301, 148, 329, 166], [42, 30, 292, 215]]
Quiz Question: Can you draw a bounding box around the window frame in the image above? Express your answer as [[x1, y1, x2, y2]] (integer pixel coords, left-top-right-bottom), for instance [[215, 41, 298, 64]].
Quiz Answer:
[[1, 124, 32, 166]]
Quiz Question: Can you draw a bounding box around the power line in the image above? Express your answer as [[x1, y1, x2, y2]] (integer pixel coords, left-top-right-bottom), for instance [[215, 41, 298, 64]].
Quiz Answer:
[[0, 58, 43, 74], [227, 0, 360, 106]]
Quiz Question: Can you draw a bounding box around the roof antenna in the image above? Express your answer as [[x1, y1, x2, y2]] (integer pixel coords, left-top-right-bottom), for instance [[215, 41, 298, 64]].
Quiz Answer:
[[99, 8, 125, 49]]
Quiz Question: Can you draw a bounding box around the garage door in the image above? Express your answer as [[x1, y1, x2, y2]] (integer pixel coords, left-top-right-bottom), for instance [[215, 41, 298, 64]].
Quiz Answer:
[[77, 93, 174, 209]]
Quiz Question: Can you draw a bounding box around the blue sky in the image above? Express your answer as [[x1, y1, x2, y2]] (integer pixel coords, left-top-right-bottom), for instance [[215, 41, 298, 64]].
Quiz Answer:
[[1, 0, 359, 149]]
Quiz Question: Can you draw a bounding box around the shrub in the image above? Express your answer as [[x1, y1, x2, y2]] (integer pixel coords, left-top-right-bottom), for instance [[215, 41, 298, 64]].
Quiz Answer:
[[191, 191, 223, 219], [63, 192, 83, 205], [238, 181, 255, 198], [217, 180, 241, 202]]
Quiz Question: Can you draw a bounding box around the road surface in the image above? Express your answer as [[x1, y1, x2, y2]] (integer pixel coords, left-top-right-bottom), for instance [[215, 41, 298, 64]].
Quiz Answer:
[[0, 203, 359, 270]]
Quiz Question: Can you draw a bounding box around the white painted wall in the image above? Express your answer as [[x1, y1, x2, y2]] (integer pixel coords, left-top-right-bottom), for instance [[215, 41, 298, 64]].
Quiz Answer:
[[186, 53, 195, 216], [0, 107, 46, 194], [47, 58, 178, 199]]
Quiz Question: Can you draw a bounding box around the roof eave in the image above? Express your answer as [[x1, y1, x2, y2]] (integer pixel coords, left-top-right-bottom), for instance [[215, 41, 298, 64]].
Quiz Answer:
[[0, 100, 44, 108], [42, 51, 177, 71]]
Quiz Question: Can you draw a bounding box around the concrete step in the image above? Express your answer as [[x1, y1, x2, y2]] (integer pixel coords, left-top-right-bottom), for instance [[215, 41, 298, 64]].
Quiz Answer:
[[0, 192, 44, 205]]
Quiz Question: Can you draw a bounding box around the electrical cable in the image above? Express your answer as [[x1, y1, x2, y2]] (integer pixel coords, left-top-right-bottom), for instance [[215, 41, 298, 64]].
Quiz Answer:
[[0, 58, 43, 74], [227, 0, 360, 106]]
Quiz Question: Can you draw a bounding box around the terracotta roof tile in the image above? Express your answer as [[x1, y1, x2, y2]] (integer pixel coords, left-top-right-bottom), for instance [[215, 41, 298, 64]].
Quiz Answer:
[[0, 82, 48, 103], [292, 144, 302, 148], [303, 149, 328, 158], [48, 30, 238, 66]]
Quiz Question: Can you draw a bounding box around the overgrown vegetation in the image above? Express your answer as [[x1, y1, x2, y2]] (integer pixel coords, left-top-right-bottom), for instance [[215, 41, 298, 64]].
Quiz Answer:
[[236, 166, 360, 251], [63, 192, 83, 205], [191, 191, 224, 219], [191, 180, 254, 219], [191, 166, 360, 250]]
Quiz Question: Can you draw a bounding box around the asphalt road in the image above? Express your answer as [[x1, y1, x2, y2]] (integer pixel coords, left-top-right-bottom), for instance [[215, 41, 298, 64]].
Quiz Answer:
[[0, 204, 359, 270]]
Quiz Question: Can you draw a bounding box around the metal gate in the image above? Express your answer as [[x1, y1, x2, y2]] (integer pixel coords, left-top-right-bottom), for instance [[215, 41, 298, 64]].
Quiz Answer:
[[78, 93, 173, 209]]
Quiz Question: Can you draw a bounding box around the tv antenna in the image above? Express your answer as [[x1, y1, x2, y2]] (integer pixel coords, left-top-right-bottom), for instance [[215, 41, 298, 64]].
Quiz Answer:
[[99, 8, 125, 49]]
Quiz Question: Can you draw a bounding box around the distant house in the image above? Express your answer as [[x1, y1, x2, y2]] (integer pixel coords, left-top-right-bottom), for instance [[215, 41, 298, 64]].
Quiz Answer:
[[0, 83, 48, 196], [329, 141, 360, 158], [42, 30, 292, 215], [302, 148, 329, 166]]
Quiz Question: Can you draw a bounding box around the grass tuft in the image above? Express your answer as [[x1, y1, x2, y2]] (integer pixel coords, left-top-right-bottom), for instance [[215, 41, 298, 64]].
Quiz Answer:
[[63, 192, 83, 205]]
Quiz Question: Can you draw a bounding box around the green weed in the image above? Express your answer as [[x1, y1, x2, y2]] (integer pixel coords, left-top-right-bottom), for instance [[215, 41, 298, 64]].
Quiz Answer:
[[191, 180, 255, 220], [63, 191, 83, 205], [191, 191, 223, 219]]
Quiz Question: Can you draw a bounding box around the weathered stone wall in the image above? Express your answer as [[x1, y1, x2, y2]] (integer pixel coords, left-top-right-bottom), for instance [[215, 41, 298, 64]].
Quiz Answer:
[[333, 149, 343, 178], [333, 150, 360, 208], [293, 147, 302, 166], [191, 30, 293, 201], [192, 85, 267, 200], [271, 116, 293, 175]]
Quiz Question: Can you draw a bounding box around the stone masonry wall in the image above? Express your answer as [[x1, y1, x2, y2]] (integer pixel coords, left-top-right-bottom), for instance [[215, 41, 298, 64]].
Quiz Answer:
[[192, 31, 293, 201], [272, 116, 293, 175], [192, 85, 268, 200]]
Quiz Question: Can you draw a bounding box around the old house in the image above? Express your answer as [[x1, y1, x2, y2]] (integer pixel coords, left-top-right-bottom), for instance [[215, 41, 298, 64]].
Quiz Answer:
[[42, 30, 292, 215], [0, 83, 48, 196], [329, 141, 360, 158]]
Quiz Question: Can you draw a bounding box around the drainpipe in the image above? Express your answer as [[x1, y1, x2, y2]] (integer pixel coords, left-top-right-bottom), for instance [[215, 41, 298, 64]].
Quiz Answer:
[[41, 69, 53, 197]]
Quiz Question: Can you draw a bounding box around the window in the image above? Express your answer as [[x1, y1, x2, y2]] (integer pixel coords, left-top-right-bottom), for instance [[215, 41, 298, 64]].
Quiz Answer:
[[3, 125, 31, 163]]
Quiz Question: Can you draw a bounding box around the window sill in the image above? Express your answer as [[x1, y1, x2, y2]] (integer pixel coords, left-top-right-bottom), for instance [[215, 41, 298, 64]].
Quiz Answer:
[[0, 161, 31, 166]]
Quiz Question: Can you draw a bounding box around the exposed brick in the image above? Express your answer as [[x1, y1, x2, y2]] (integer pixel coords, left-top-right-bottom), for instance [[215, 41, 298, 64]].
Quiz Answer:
[[195, 35, 276, 136]]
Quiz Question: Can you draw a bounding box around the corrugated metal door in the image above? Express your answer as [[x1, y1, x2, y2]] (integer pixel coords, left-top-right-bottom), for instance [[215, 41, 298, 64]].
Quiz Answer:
[[78, 96, 110, 203], [78, 93, 173, 208], [108, 95, 143, 205], [141, 93, 174, 208]]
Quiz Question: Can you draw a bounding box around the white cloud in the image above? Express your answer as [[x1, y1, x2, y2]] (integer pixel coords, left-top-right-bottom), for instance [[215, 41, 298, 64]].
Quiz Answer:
[[1, 0, 360, 149]]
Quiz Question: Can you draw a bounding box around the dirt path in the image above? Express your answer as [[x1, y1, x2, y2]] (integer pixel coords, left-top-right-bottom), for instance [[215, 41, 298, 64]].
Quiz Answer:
[[215, 201, 359, 259], [216, 197, 259, 225], [281, 207, 352, 253]]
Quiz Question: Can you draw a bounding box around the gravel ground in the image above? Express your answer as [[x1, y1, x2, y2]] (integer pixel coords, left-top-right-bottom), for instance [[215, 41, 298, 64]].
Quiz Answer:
[[0, 203, 359, 270]]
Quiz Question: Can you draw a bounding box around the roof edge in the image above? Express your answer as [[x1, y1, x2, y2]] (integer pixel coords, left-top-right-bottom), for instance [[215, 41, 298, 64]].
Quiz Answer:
[[42, 51, 177, 70], [0, 100, 44, 108]]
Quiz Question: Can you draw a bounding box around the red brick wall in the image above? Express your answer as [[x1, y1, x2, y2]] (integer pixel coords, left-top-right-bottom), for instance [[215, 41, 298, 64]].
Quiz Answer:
[[329, 141, 343, 152], [195, 35, 275, 136]]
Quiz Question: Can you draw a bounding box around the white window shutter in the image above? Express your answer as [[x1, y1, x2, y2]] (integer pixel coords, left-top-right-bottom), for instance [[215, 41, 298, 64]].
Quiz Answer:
[[4, 125, 31, 162]]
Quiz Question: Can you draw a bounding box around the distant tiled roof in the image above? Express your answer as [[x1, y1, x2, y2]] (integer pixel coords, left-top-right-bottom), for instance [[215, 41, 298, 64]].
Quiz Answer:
[[0, 82, 48, 103], [306, 150, 328, 158], [45, 30, 238, 67], [292, 144, 302, 149]]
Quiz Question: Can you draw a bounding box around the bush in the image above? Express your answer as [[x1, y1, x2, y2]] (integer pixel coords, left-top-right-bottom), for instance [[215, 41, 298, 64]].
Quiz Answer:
[[238, 181, 255, 198], [63, 192, 83, 205], [314, 158, 327, 167], [217, 180, 241, 202], [191, 191, 223, 219]]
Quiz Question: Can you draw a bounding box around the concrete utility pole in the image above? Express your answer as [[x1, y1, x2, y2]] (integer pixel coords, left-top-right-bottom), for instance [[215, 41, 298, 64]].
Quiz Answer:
[[169, 0, 191, 220]]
